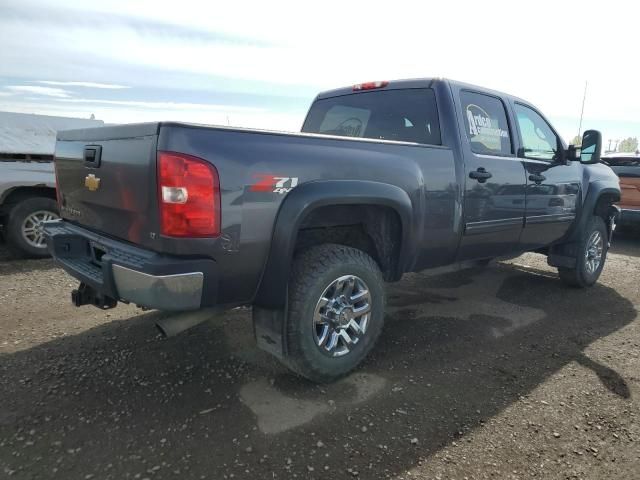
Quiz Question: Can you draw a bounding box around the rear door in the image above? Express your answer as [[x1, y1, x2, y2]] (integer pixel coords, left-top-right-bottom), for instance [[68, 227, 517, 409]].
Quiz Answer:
[[454, 89, 527, 260], [511, 103, 581, 249]]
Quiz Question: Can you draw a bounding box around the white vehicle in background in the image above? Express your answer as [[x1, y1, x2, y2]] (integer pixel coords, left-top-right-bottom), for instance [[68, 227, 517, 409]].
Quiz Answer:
[[0, 111, 103, 257]]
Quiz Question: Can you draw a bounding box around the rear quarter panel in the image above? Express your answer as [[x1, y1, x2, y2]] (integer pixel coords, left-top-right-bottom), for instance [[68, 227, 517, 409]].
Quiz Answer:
[[158, 125, 457, 305], [0, 161, 56, 204]]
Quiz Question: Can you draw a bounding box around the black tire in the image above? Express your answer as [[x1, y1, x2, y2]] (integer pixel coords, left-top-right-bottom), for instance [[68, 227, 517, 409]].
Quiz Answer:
[[284, 244, 385, 383], [5, 197, 59, 259], [558, 216, 608, 288]]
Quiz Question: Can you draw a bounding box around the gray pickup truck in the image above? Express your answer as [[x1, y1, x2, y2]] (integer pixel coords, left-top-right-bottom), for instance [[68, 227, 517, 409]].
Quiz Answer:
[[44, 78, 620, 382]]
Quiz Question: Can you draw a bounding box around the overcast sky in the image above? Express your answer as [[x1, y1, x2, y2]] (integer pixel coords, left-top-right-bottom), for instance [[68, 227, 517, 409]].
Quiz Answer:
[[1, 0, 638, 147]]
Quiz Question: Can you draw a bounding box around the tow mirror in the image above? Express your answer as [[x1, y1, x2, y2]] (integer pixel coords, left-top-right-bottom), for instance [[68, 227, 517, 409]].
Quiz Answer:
[[580, 130, 602, 164]]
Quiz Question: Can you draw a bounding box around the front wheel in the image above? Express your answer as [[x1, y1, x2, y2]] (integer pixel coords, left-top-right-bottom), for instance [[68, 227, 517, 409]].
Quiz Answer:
[[284, 244, 385, 383], [558, 216, 608, 288]]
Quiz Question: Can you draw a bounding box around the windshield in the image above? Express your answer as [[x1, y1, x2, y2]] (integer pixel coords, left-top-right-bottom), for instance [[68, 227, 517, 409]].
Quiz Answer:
[[302, 88, 441, 145]]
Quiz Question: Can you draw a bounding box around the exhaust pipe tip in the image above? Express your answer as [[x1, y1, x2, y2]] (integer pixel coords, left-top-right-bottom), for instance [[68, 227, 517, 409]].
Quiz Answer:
[[155, 321, 170, 338]]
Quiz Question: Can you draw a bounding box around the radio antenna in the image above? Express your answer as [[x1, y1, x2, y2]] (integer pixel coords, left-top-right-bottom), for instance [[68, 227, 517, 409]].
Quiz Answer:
[[577, 80, 588, 138]]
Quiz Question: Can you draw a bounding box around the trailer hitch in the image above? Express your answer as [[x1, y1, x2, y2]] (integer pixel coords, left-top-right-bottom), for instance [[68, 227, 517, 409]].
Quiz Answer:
[[71, 283, 117, 310]]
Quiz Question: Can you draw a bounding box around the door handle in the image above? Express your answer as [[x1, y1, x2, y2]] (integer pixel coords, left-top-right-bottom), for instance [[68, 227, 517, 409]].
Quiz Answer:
[[469, 167, 492, 183], [528, 173, 546, 184]]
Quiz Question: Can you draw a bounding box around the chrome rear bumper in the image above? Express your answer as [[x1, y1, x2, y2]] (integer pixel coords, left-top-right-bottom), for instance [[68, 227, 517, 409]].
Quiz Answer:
[[112, 265, 204, 311], [44, 220, 218, 311]]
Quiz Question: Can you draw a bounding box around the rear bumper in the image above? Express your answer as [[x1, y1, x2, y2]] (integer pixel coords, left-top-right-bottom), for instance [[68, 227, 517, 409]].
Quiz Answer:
[[43, 220, 218, 311]]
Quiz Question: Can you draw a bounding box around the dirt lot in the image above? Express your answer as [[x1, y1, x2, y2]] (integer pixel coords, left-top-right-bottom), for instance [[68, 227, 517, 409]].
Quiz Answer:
[[1, 233, 639, 480]]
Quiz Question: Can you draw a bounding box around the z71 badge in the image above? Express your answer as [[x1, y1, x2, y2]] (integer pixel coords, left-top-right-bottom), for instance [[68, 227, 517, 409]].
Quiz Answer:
[[250, 174, 299, 194]]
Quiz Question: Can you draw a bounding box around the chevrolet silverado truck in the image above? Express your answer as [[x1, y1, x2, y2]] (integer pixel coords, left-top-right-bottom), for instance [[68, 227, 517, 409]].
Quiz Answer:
[[44, 79, 620, 382]]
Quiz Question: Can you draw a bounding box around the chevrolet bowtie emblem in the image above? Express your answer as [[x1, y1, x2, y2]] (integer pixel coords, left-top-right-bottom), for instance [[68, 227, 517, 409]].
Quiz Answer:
[[84, 174, 101, 191]]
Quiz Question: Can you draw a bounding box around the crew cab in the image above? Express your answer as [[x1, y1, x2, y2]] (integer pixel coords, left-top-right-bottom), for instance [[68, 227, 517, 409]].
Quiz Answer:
[[44, 79, 620, 382]]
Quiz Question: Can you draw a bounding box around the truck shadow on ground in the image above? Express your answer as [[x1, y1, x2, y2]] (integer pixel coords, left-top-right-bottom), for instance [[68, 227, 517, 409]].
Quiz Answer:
[[611, 228, 640, 258], [0, 263, 636, 479]]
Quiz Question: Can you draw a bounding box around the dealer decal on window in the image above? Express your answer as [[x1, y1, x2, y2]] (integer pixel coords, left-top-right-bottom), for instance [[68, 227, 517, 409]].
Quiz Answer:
[[466, 104, 509, 139]]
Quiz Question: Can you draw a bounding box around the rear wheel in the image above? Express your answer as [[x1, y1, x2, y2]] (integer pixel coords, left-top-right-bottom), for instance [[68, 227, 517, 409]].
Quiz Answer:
[[5, 197, 59, 258], [284, 244, 385, 383], [558, 216, 608, 288]]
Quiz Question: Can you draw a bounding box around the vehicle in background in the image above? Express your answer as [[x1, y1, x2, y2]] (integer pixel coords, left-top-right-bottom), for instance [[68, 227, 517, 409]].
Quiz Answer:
[[0, 112, 103, 257], [44, 79, 620, 382], [601, 152, 640, 227]]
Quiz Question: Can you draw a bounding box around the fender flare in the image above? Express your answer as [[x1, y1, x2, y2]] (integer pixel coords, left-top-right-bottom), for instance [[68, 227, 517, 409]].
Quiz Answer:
[[568, 180, 620, 243], [253, 180, 415, 310]]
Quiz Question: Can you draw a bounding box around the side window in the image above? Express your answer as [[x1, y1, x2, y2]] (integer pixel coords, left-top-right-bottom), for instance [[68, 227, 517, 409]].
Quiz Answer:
[[514, 104, 560, 161], [460, 91, 512, 156]]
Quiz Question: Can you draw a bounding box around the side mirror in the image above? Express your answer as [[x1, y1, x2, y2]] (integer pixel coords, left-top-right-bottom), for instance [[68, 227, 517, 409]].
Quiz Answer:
[[580, 129, 602, 164]]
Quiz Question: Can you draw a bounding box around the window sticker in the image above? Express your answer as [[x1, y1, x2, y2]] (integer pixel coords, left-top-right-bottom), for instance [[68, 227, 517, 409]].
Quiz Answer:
[[319, 106, 371, 138], [466, 103, 509, 153]]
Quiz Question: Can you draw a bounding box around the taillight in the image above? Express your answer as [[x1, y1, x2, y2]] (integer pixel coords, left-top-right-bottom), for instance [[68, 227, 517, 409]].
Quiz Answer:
[[157, 151, 220, 237], [353, 81, 389, 91]]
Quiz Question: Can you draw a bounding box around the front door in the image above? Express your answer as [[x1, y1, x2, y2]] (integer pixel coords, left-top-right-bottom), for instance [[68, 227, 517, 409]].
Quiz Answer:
[[511, 103, 581, 249], [456, 90, 527, 260]]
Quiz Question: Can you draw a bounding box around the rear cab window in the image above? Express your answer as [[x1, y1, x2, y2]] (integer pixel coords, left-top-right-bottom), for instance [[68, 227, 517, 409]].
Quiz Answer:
[[460, 91, 512, 156], [302, 88, 441, 146]]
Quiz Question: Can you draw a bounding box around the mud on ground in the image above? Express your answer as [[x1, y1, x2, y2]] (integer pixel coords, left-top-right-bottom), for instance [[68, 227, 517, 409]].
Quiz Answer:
[[0, 231, 639, 479]]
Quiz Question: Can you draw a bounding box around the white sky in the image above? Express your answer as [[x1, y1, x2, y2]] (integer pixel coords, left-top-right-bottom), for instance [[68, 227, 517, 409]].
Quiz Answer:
[[1, 0, 639, 144]]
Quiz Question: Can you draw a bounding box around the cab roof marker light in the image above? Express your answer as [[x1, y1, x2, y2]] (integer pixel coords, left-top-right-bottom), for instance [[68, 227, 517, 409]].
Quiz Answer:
[[353, 81, 389, 91]]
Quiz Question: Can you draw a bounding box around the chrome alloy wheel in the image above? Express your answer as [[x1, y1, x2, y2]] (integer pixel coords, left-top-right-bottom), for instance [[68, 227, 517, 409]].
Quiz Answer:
[[313, 275, 372, 357], [584, 230, 604, 275], [21, 210, 59, 249]]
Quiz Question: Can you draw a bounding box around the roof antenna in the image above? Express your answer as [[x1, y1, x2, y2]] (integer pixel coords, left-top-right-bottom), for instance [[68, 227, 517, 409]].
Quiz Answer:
[[577, 80, 587, 138]]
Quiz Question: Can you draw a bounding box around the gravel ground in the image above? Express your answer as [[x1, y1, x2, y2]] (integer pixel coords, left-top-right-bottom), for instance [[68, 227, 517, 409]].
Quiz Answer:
[[0, 232, 639, 479]]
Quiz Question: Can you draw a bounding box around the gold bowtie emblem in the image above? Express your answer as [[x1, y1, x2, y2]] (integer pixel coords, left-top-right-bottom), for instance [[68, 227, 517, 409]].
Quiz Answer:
[[84, 174, 101, 191]]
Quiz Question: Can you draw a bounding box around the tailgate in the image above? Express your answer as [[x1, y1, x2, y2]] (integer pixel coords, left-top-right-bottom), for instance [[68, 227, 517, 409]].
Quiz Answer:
[[55, 123, 159, 247]]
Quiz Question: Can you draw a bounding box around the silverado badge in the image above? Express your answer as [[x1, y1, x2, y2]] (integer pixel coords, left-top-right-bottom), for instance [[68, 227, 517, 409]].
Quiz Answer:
[[84, 174, 101, 192]]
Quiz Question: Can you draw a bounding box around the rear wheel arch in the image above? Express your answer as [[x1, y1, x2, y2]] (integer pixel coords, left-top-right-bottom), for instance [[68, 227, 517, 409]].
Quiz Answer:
[[253, 180, 414, 310], [295, 204, 403, 281], [1, 186, 57, 208]]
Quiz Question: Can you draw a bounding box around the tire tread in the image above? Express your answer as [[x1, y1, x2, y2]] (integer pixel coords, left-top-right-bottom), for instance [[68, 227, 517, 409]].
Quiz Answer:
[[285, 244, 384, 382]]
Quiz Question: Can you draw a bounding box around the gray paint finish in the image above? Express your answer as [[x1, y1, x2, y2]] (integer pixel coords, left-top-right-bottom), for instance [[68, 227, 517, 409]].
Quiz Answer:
[[51, 78, 620, 309]]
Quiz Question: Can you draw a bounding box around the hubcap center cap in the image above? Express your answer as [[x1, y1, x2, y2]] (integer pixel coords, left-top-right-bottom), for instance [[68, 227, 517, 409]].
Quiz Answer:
[[337, 308, 353, 327], [313, 274, 372, 358]]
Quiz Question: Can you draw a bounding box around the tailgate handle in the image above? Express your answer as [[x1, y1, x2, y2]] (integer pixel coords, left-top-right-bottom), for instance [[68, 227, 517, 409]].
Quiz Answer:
[[84, 145, 102, 168]]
